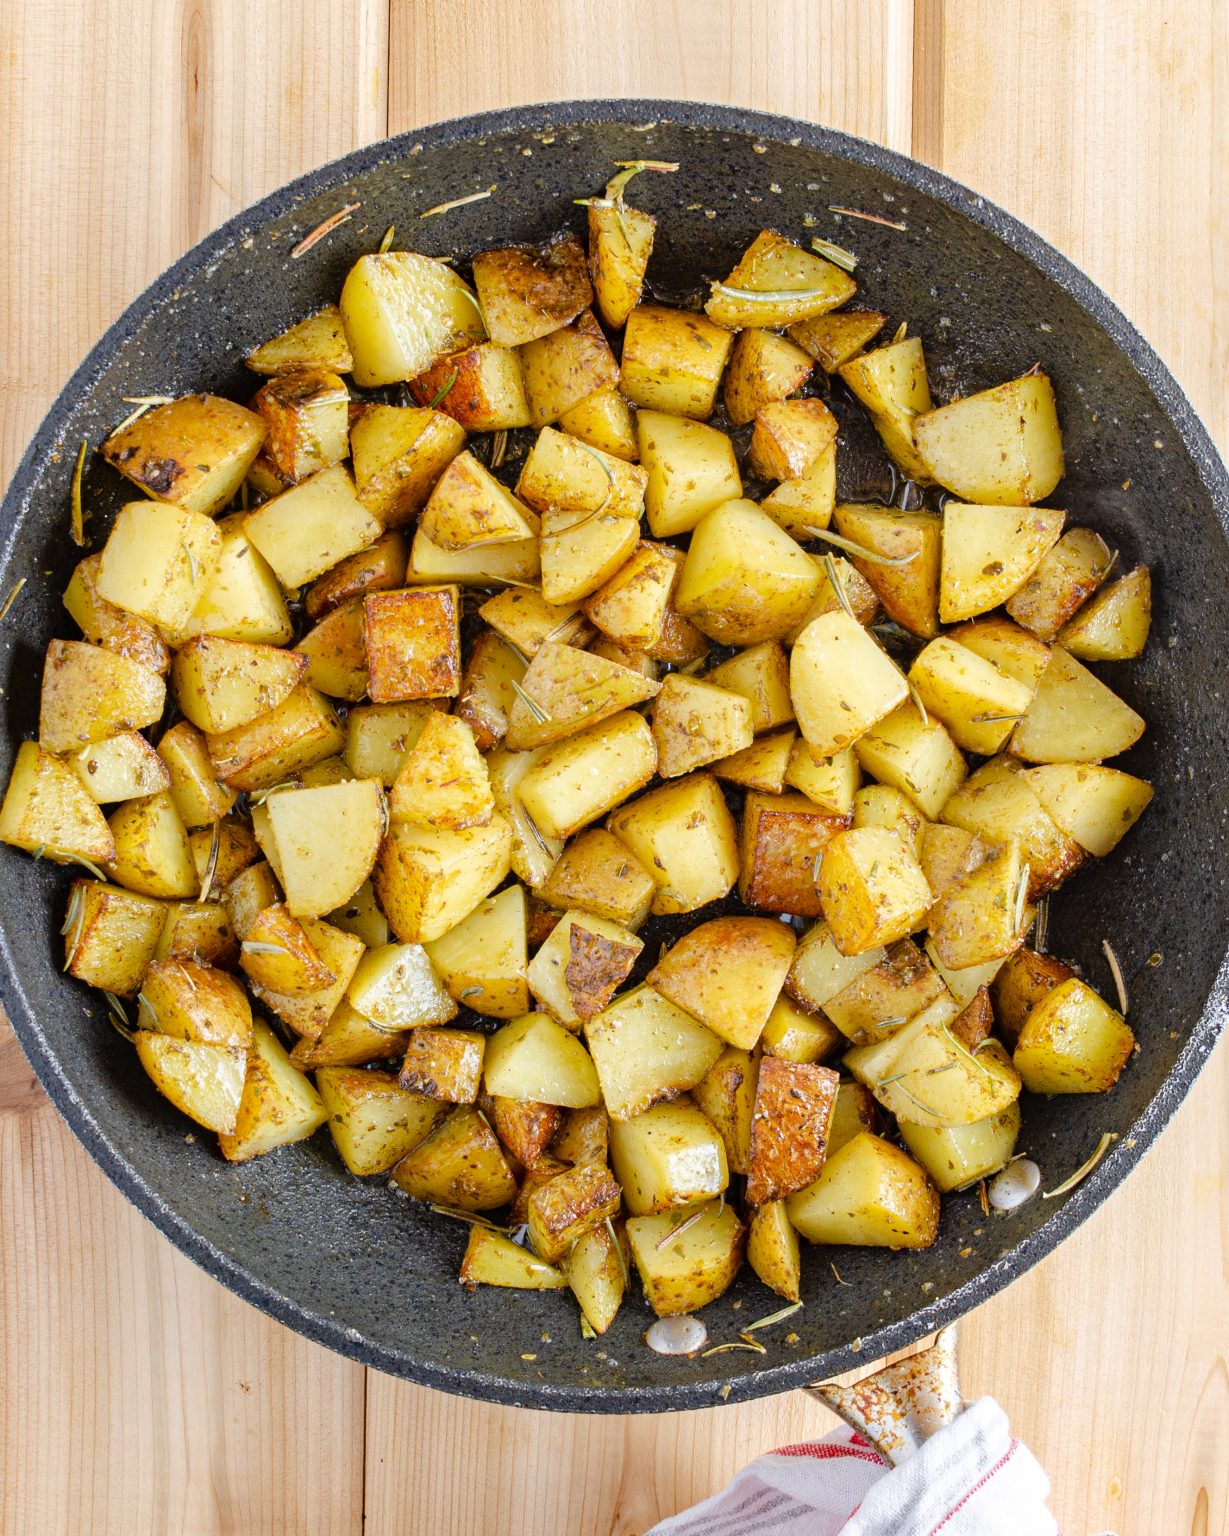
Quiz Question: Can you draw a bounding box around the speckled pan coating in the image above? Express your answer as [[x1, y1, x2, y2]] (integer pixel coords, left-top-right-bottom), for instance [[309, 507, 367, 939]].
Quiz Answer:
[[0, 100, 1226, 1413]]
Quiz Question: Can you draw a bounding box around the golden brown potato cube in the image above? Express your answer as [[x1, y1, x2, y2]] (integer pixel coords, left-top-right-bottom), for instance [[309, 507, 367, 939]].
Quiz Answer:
[[363, 585, 461, 702], [560, 1220, 626, 1333], [318, 1066, 447, 1176], [940, 755, 1087, 898], [459, 1225, 567, 1291], [471, 236, 592, 347], [527, 908, 643, 1027], [607, 773, 739, 916], [713, 729, 795, 795], [63, 554, 170, 675], [908, 636, 1035, 757], [172, 634, 307, 734], [587, 198, 655, 329], [1005, 527, 1113, 639], [540, 505, 641, 608], [240, 903, 336, 996], [833, 504, 942, 639], [252, 367, 350, 483], [913, 372, 1064, 506], [785, 740, 860, 816], [638, 411, 742, 537], [141, 957, 252, 1049], [707, 230, 857, 328], [482, 1012, 601, 1107], [785, 919, 884, 1013], [748, 397, 838, 484], [350, 405, 466, 528], [585, 541, 678, 651], [585, 984, 724, 1122], [620, 304, 734, 419], [408, 341, 531, 431], [398, 1028, 486, 1103], [243, 464, 383, 591], [39, 639, 166, 756], [207, 686, 345, 791], [723, 328, 813, 427], [645, 605, 709, 666], [246, 304, 353, 376], [527, 1159, 622, 1262], [479, 588, 591, 658], [1057, 564, 1151, 661], [788, 310, 887, 371], [853, 700, 967, 821], [839, 337, 933, 482], [157, 723, 237, 828], [106, 790, 197, 899], [609, 1098, 729, 1215], [304, 530, 408, 622], [389, 711, 493, 830], [62, 878, 164, 995], [947, 614, 1053, 696], [557, 385, 638, 461], [516, 426, 647, 522], [677, 500, 822, 646], [762, 441, 837, 538], [819, 827, 932, 956], [101, 393, 266, 517], [897, 1103, 1021, 1193], [648, 915, 795, 1051], [153, 900, 238, 968], [343, 700, 442, 784], [939, 502, 1066, 623], [1022, 762, 1153, 858], [505, 641, 658, 751], [340, 251, 485, 388], [218, 1019, 328, 1161], [97, 500, 224, 633], [519, 308, 620, 428], [1013, 978, 1134, 1094], [136, 1032, 247, 1135], [706, 642, 793, 734], [1011, 646, 1145, 763], [537, 827, 656, 930], [691, 1048, 758, 1176], [626, 1199, 745, 1316], [823, 938, 947, 1044], [760, 994, 843, 1064], [295, 599, 369, 702], [482, 1094, 562, 1169], [991, 948, 1076, 1046], [290, 1001, 401, 1070], [424, 884, 529, 1019], [651, 675, 753, 779], [390, 1105, 517, 1210], [550, 1105, 609, 1166], [374, 817, 513, 944], [178, 512, 293, 647], [927, 841, 1029, 972], [517, 711, 657, 842], [747, 1057, 840, 1205], [747, 1200, 802, 1302], [790, 611, 909, 760], [852, 784, 927, 855], [419, 451, 538, 553], [455, 630, 525, 752], [0, 741, 115, 864], [739, 789, 849, 918], [786, 1132, 939, 1248], [221, 859, 280, 941]]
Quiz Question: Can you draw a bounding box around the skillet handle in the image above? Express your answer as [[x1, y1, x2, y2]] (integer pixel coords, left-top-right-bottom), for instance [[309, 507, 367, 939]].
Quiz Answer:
[[801, 1325, 964, 1466]]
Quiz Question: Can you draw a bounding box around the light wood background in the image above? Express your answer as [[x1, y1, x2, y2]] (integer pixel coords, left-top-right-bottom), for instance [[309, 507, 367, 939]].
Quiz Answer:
[[1, 3, 1226, 1532]]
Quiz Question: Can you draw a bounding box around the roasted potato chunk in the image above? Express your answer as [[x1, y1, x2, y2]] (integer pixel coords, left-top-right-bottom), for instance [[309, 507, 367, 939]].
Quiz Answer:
[[527, 910, 643, 1028], [786, 1132, 939, 1248], [647, 915, 795, 1050], [620, 304, 734, 419], [340, 250, 485, 386], [364, 585, 462, 702], [586, 985, 724, 1122], [818, 827, 932, 955], [914, 372, 1064, 506], [706, 231, 856, 328], [1013, 978, 1134, 1093], [746, 1058, 839, 1205], [101, 394, 265, 517], [607, 773, 739, 916], [738, 789, 848, 917], [609, 1098, 729, 1214], [471, 236, 592, 347], [626, 1199, 744, 1316]]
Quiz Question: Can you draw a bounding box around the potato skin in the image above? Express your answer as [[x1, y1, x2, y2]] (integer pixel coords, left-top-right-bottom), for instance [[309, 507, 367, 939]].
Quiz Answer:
[[747, 1057, 840, 1205]]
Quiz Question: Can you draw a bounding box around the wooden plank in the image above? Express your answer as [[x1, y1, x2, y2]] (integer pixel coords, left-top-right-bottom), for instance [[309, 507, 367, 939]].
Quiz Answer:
[[0, 3, 386, 1532], [913, 5, 1229, 1533]]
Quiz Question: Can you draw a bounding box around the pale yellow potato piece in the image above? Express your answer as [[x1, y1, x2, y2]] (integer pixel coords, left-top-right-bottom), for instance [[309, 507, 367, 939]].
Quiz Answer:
[[504, 641, 659, 751], [135, 1032, 247, 1134], [97, 502, 222, 631], [610, 1098, 729, 1215], [914, 373, 1064, 506], [1021, 763, 1153, 857], [71, 729, 171, 804], [0, 741, 115, 864], [172, 634, 306, 733], [946, 615, 1052, 695], [343, 700, 440, 785], [823, 937, 947, 1044], [178, 514, 293, 646], [101, 394, 266, 517], [1010, 647, 1145, 762], [760, 995, 844, 1066], [246, 305, 353, 376], [761, 442, 837, 538], [785, 920, 885, 1014], [526, 909, 642, 1028], [295, 600, 368, 702], [1014, 977, 1135, 1093], [723, 328, 813, 427], [785, 554, 879, 641], [713, 729, 796, 795], [517, 711, 657, 841], [1057, 565, 1151, 661], [459, 1226, 567, 1291], [747, 1200, 802, 1302], [409, 525, 540, 588], [537, 828, 656, 930], [560, 1222, 625, 1333], [243, 465, 382, 591], [626, 1199, 745, 1316], [748, 397, 838, 483], [853, 700, 967, 820], [519, 309, 620, 427], [349, 405, 466, 528], [924, 938, 1005, 1010], [389, 1107, 517, 1211], [483, 1012, 601, 1108], [316, 1066, 446, 1176], [515, 427, 647, 522], [38, 639, 166, 756], [389, 712, 494, 830], [909, 636, 1035, 756], [587, 200, 655, 329], [826, 1082, 879, 1156], [939, 756, 1086, 896], [784, 741, 860, 815], [456, 631, 527, 752], [585, 541, 677, 650], [62, 553, 171, 675], [239, 903, 335, 996], [106, 791, 196, 899], [264, 779, 386, 916], [220, 1018, 327, 1161], [707, 641, 793, 733], [347, 941, 457, 1031], [540, 507, 641, 607], [648, 916, 795, 1050], [424, 884, 528, 1019], [927, 841, 1029, 971], [638, 411, 742, 537], [839, 337, 933, 481], [898, 1103, 1021, 1193], [486, 744, 565, 889], [1005, 526, 1112, 640], [677, 500, 823, 646], [651, 675, 754, 779], [607, 773, 739, 916], [479, 591, 590, 661], [691, 1046, 758, 1175], [557, 385, 638, 461], [620, 304, 734, 419], [790, 611, 909, 760], [585, 985, 724, 1121], [786, 1132, 938, 1248], [706, 231, 856, 328], [340, 251, 485, 387], [832, 504, 942, 638], [788, 310, 887, 371], [373, 816, 513, 943], [818, 827, 932, 956], [852, 785, 927, 855], [418, 450, 538, 552]]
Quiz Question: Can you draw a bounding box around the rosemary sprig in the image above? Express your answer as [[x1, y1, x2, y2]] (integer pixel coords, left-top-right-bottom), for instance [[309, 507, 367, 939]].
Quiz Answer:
[[427, 369, 459, 410], [510, 678, 552, 723], [420, 186, 495, 219], [827, 205, 908, 231], [111, 395, 175, 435], [241, 940, 291, 956], [61, 885, 86, 973], [0, 577, 27, 626], [605, 1216, 629, 1288], [70, 438, 89, 547], [378, 223, 396, 254], [907, 679, 929, 728], [1033, 894, 1050, 955], [427, 1204, 509, 1231], [248, 780, 297, 805], [710, 282, 837, 306], [823, 553, 856, 622], [655, 1207, 705, 1250], [489, 430, 508, 470], [199, 819, 222, 903], [891, 321, 909, 344], [136, 990, 158, 1026], [830, 1261, 850, 1286], [804, 525, 918, 567], [102, 991, 136, 1042], [1042, 1132, 1117, 1199], [970, 711, 1023, 724], [1102, 938, 1129, 1015], [701, 1340, 767, 1358], [739, 1300, 802, 1335], [810, 236, 857, 272], [291, 202, 360, 258], [519, 805, 552, 857], [180, 541, 198, 585], [1014, 863, 1032, 936]]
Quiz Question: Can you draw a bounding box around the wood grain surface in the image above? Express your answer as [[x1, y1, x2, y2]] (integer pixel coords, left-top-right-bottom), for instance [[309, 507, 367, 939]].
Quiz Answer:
[[0, 3, 1225, 1532]]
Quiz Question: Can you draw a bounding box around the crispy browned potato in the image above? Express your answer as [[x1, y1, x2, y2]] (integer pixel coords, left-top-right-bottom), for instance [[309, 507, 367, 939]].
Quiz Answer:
[[647, 915, 795, 1050], [991, 947, 1076, 1045], [739, 789, 849, 917], [746, 1057, 840, 1205], [471, 237, 593, 347], [398, 1028, 486, 1103], [526, 1159, 622, 1262]]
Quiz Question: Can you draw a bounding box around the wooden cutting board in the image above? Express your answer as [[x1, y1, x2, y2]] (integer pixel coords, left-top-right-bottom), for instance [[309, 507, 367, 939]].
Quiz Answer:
[[1, 3, 1225, 1531]]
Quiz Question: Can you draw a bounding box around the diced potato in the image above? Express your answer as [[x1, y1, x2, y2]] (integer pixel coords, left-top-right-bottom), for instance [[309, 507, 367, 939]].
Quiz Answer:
[[823, 938, 947, 1044], [638, 411, 742, 537], [651, 675, 753, 779], [246, 304, 353, 376], [648, 915, 795, 1050], [748, 397, 837, 484], [459, 1226, 566, 1291], [786, 1132, 939, 1247], [1014, 977, 1135, 1093], [248, 920, 365, 1041], [135, 1031, 247, 1134], [304, 531, 408, 623], [585, 541, 677, 650], [918, 824, 987, 909], [516, 427, 648, 522], [607, 773, 739, 915], [1022, 763, 1153, 857], [289, 1000, 400, 1069], [398, 1028, 486, 1102], [723, 328, 812, 427], [527, 910, 642, 1028], [691, 1047, 758, 1175], [317, 1067, 447, 1176], [240, 903, 336, 995], [419, 451, 538, 552], [1010, 647, 1145, 762], [852, 701, 966, 820], [950, 987, 994, 1051], [345, 942, 456, 1033], [610, 1098, 729, 1214], [940, 503, 1063, 623], [786, 556, 879, 641], [63, 554, 170, 675], [1057, 565, 1151, 661], [761, 442, 836, 539], [909, 636, 1035, 756], [1005, 527, 1112, 640], [295, 600, 368, 702], [0, 741, 115, 863], [790, 611, 909, 760], [784, 741, 860, 815], [471, 236, 591, 347], [518, 711, 657, 842], [928, 841, 1029, 971], [322, 879, 386, 953], [549, 1105, 609, 1166], [839, 337, 933, 481], [898, 1103, 1021, 1192], [760, 995, 844, 1065], [178, 514, 294, 647], [714, 730, 796, 795], [852, 785, 927, 854], [678, 500, 823, 646], [486, 745, 564, 889], [408, 341, 531, 432], [155, 727, 233, 830], [364, 585, 461, 702], [455, 631, 524, 751], [374, 817, 512, 943], [519, 309, 620, 427], [557, 386, 637, 462], [101, 394, 266, 517], [390, 1106, 517, 1210], [263, 779, 384, 920], [620, 304, 735, 420], [106, 791, 196, 899], [832, 504, 942, 638], [343, 700, 440, 785], [188, 818, 260, 897], [482, 1011, 602, 1108], [244, 472, 380, 600], [585, 985, 724, 1121], [785, 920, 882, 1013], [706, 231, 856, 328], [818, 826, 932, 955], [539, 506, 641, 607], [349, 405, 465, 528], [38, 639, 166, 756], [827, 1082, 880, 1156], [537, 828, 656, 929], [645, 605, 709, 665], [788, 310, 887, 371], [738, 789, 848, 918], [389, 712, 492, 830], [940, 756, 1087, 897], [481, 1094, 561, 1168], [141, 957, 252, 1048], [913, 373, 1064, 505], [505, 641, 658, 751], [252, 367, 350, 483], [340, 251, 485, 387], [62, 879, 164, 995], [408, 524, 540, 588], [219, 1016, 327, 1158], [560, 1221, 625, 1333], [747, 1200, 801, 1302], [946, 615, 1052, 696], [172, 635, 306, 734], [706, 644, 791, 734], [221, 860, 280, 940], [992, 948, 1076, 1045], [479, 589, 591, 658], [627, 1199, 745, 1315], [587, 195, 655, 329], [526, 1158, 622, 1263], [424, 884, 527, 1018], [153, 900, 237, 968], [746, 1057, 839, 1204]]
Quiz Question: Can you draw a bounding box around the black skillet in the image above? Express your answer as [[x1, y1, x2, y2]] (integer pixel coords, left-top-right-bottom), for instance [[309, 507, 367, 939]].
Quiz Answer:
[[1, 100, 1226, 1412]]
